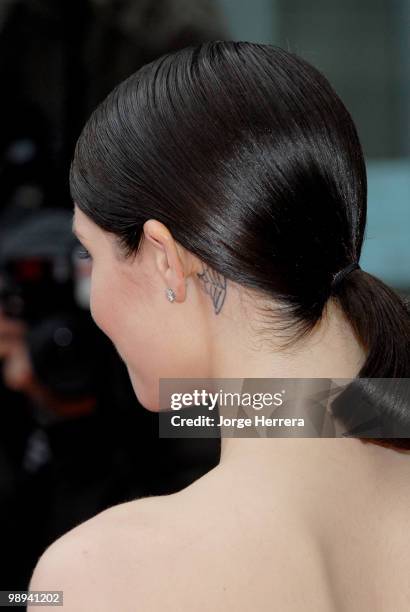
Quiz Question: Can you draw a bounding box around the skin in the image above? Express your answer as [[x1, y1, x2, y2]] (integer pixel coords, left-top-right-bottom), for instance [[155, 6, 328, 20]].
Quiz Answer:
[[70, 205, 370, 413], [28, 204, 410, 611]]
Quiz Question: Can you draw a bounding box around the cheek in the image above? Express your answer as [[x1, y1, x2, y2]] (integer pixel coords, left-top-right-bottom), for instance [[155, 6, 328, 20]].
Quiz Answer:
[[88, 268, 209, 409], [88, 266, 140, 363], [89, 268, 119, 339]]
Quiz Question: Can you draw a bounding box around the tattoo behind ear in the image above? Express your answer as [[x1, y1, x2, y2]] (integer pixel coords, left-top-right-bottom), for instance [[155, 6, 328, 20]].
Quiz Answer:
[[197, 263, 227, 314]]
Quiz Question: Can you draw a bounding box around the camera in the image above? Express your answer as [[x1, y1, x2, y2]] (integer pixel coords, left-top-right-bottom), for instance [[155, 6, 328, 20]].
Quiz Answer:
[[0, 208, 100, 399]]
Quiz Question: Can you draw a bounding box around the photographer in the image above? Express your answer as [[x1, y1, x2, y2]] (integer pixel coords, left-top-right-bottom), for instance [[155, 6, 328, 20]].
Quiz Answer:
[[0, 209, 151, 593]]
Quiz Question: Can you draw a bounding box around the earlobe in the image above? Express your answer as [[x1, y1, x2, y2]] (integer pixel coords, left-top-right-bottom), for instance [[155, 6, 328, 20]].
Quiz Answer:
[[143, 220, 187, 303], [164, 264, 187, 303]]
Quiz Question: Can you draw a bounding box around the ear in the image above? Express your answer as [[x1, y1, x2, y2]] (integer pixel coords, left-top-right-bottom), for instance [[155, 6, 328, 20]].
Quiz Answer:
[[143, 219, 187, 302]]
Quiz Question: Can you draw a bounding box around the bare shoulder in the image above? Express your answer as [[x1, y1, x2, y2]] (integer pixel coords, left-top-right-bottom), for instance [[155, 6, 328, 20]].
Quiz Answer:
[[27, 494, 175, 612], [28, 485, 335, 612]]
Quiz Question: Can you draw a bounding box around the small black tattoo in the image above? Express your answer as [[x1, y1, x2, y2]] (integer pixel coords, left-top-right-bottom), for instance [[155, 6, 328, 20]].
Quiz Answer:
[[197, 263, 227, 314]]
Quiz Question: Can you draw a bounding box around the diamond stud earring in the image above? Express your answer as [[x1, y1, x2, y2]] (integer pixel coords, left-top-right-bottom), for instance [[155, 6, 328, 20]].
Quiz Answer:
[[166, 288, 176, 302]]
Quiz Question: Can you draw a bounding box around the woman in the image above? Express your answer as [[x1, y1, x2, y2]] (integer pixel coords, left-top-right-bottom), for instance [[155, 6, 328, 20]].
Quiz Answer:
[[29, 41, 410, 611]]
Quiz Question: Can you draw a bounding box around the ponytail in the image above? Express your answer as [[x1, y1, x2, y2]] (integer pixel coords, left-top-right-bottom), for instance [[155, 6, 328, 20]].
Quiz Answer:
[[331, 269, 410, 451], [69, 40, 409, 453]]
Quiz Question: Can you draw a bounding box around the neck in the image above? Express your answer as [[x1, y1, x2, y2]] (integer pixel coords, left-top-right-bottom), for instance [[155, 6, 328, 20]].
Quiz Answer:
[[206, 293, 368, 464], [209, 296, 367, 381]]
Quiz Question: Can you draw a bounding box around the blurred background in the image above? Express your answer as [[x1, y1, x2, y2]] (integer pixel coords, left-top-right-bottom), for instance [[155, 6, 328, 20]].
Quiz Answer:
[[0, 0, 408, 602]]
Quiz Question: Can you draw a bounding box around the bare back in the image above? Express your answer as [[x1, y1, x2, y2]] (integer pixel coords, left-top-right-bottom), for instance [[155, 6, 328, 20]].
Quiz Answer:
[[78, 441, 410, 612]]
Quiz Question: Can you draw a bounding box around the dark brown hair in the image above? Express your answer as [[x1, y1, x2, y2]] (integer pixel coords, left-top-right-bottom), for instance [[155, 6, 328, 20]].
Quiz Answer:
[[70, 41, 410, 451]]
